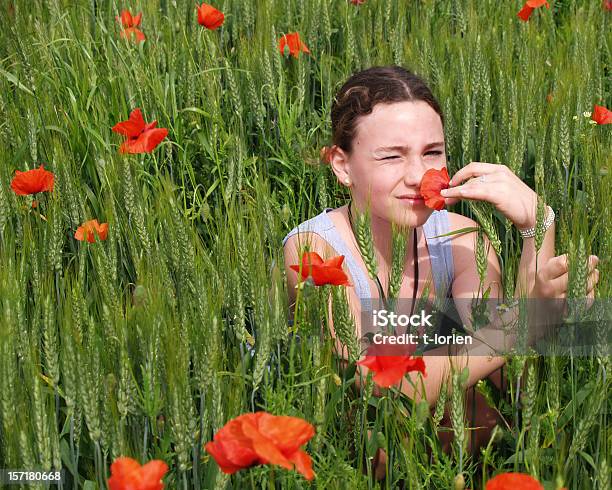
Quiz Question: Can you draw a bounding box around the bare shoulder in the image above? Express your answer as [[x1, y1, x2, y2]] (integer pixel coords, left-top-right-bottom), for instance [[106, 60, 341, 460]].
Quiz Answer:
[[445, 211, 480, 276]]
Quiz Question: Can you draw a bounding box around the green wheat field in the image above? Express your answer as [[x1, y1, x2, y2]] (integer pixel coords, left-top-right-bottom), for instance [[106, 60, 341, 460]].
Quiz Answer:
[[0, 0, 610, 489]]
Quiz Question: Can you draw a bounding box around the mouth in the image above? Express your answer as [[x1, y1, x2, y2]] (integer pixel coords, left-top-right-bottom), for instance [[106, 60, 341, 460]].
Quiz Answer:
[[396, 195, 424, 203]]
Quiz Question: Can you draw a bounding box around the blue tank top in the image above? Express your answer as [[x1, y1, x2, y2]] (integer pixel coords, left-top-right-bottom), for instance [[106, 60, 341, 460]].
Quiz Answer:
[[282, 208, 455, 312]]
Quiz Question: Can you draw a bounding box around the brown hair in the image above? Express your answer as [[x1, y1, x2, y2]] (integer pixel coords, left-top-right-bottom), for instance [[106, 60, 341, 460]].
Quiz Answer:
[[323, 66, 444, 159]]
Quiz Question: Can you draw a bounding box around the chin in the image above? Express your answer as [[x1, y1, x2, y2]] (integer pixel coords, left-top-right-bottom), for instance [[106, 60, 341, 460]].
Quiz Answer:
[[388, 208, 433, 229]]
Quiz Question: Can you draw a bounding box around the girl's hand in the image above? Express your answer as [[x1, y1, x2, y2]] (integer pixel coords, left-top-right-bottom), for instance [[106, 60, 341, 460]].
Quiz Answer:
[[533, 254, 599, 315], [527, 254, 599, 344], [533, 254, 599, 299], [440, 162, 539, 229]]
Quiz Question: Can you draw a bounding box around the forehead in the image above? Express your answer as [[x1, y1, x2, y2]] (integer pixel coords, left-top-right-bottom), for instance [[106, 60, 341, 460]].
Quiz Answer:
[[353, 100, 444, 150]]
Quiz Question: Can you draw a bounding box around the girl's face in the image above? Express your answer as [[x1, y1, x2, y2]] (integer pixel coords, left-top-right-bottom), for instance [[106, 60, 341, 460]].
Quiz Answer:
[[336, 100, 447, 228]]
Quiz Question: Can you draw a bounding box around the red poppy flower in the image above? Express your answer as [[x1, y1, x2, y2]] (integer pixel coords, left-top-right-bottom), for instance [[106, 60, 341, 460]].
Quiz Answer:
[[117, 10, 142, 28], [10, 164, 54, 195], [278, 33, 310, 59], [420, 167, 450, 210], [75, 219, 109, 243], [205, 412, 315, 480], [112, 108, 168, 154], [107, 457, 168, 490], [116, 10, 145, 42], [485, 472, 543, 490], [604, 1, 612, 11], [357, 344, 426, 388], [517, 0, 550, 22], [592, 104, 612, 125], [290, 252, 352, 286], [349, 0, 367, 4], [197, 3, 224, 30]]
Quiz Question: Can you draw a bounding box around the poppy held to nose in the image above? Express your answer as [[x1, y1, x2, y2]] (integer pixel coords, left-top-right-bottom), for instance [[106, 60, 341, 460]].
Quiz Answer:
[[112, 108, 168, 154], [10, 164, 55, 195], [485, 472, 544, 490], [205, 411, 315, 480], [75, 219, 109, 243], [197, 3, 224, 30], [592, 104, 612, 125], [107, 456, 168, 490], [290, 252, 352, 286], [116, 9, 145, 43], [420, 167, 450, 210], [517, 0, 550, 22], [278, 32, 310, 59]]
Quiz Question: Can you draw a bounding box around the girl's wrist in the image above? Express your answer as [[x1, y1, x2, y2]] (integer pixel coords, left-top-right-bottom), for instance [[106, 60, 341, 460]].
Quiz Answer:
[[517, 205, 555, 239]]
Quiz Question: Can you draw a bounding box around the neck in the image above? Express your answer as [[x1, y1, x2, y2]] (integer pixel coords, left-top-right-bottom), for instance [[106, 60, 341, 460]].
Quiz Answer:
[[348, 200, 417, 270]]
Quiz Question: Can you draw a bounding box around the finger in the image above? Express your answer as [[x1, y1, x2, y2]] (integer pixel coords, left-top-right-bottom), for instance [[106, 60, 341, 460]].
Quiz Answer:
[[440, 181, 501, 201], [586, 268, 600, 292], [448, 162, 502, 186], [546, 274, 569, 298], [588, 255, 599, 272], [542, 254, 569, 280], [586, 293, 595, 311], [444, 196, 461, 206]]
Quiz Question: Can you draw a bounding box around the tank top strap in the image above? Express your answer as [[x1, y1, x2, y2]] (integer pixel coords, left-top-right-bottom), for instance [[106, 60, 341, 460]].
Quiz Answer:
[[282, 209, 373, 301]]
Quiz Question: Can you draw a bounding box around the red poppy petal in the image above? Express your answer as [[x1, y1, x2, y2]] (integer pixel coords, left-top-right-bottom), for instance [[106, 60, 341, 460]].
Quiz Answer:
[[240, 418, 293, 470], [592, 105, 612, 125], [372, 365, 408, 388], [323, 255, 345, 269], [310, 266, 351, 286], [112, 108, 146, 137], [213, 418, 259, 468], [257, 414, 315, 453], [10, 165, 55, 195], [526, 0, 548, 8], [139, 460, 168, 490], [302, 252, 324, 267], [97, 223, 109, 241], [109, 456, 140, 477], [124, 128, 168, 154], [405, 357, 427, 377], [198, 4, 225, 29], [120, 10, 133, 28], [486, 472, 544, 490], [517, 4, 534, 21], [132, 12, 142, 27], [286, 450, 315, 480], [205, 441, 245, 474], [74, 227, 85, 241]]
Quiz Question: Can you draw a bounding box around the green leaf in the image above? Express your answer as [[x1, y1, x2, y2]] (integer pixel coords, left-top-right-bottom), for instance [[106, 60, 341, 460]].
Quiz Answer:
[[0, 66, 34, 96], [428, 226, 480, 239]]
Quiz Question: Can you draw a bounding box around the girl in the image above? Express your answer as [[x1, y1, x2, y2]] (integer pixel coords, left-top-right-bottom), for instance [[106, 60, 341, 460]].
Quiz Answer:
[[282, 66, 599, 461]]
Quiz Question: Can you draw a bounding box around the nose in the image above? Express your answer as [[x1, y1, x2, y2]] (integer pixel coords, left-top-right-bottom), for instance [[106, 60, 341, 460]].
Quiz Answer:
[[402, 157, 429, 187]]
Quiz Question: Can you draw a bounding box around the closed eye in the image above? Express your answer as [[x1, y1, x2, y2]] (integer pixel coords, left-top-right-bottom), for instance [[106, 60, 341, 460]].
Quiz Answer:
[[426, 151, 443, 156], [381, 155, 400, 160]]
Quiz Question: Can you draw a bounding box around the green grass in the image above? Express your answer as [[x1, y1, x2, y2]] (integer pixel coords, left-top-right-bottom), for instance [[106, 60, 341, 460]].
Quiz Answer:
[[0, 0, 610, 488]]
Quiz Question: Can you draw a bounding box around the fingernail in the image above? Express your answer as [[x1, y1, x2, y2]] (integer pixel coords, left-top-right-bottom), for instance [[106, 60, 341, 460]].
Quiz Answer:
[[440, 189, 448, 196]]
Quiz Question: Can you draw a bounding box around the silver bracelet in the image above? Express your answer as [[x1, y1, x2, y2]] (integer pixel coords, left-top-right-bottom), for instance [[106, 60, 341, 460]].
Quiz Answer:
[[518, 205, 555, 238]]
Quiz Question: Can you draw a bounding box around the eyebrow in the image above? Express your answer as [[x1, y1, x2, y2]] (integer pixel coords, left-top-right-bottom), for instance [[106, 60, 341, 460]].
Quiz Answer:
[[374, 142, 445, 153]]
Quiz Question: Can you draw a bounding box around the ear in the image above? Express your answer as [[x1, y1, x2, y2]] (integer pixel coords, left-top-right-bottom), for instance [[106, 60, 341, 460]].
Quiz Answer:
[[329, 145, 351, 186]]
